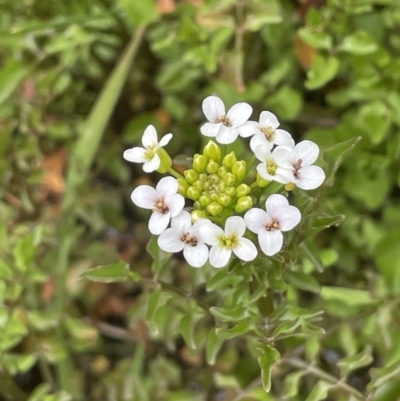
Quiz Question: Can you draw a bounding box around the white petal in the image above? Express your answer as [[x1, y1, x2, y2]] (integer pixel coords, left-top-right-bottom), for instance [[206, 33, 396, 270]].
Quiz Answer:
[[238, 121, 260, 138], [166, 194, 185, 217], [266, 194, 289, 216], [203, 96, 225, 123], [171, 211, 192, 233], [216, 126, 239, 144], [274, 167, 296, 184], [293, 140, 319, 166], [254, 144, 272, 162], [277, 206, 301, 232], [156, 176, 178, 198], [273, 129, 295, 149], [273, 147, 293, 169], [158, 228, 185, 252], [191, 218, 212, 237], [131, 185, 158, 209], [149, 212, 170, 235], [184, 244, 209, 268], [123, 147, 147, 163], [143, 154, 160, 172], [258, 230, 283, 256], [142, 125, 158, 148], [296, 165, 325, 190], [201, 122, 221, 137], [256, 163, 273, 181], [250, 134, 273, 153], [244, 208, 269, 233], [226, 103, 252, 127], [199, 223, 224, 246], [259, 111, 279, 129], [158, 133, 173, 147], [209, 245, 231, 268], [233, 237, 257, 262], [225, 216, 246, 237]]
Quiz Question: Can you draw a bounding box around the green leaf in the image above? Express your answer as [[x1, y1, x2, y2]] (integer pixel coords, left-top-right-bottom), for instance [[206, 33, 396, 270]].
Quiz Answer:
[[81, 261, 130, 283], [0, 260, 12, 279], [146, 236, 171, 274], [206, 328, 224, 365], [369, 360, 400, 389], [283, 370, 304, 398], [339, 31, 378, 55], [322, 136, 362, 186], [207, 270, 243, 292], [265, 85, 303, 120], [0, 60, 30, 105], [118, 0, 158, 26], [258, 344, 280, 392], [337, 345, 373, 377], [180, 313, 201, 349], [2, 353, 37, 374], [283, 271, 321, 293], [13, 233, 36, 272], [209, 305, 249, 322], [216, 319, 254, 340], [305, 55, 339, 90], [359, 102, 391, 144], [298, 28, 332, 49], [305, 381, 333, 401]]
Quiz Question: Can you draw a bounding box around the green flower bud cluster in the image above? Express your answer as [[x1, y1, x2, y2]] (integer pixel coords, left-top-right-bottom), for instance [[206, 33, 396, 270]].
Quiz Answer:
[[178, 140, 253, 217]]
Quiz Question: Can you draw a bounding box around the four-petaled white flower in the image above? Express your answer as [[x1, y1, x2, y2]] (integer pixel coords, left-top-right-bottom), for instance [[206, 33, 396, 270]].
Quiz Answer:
[[158, 211, 210, 268], [199, 216, 257, 268], [238, 111, 295, 152], [131, 176, 184, 235], [285, 140, 325, 190], [200, 96, 252, 144], [244, 194, 301, 256], [255, 145, 295, 184], [123, 125, 172, 173]]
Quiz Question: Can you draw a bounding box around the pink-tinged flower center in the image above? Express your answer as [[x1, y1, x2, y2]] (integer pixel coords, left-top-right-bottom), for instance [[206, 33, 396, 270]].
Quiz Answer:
[[292, 158, 303, 178], [181, 233, 198, 246], [217, 115, 232, 127], [265, 220, 280, 231], [154, 198, 169, 214], [261, 126, 275, 141]]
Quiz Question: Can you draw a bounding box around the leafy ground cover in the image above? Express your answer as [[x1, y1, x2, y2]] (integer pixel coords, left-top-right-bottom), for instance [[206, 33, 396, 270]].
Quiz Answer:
[[1, 0, 400, 400]]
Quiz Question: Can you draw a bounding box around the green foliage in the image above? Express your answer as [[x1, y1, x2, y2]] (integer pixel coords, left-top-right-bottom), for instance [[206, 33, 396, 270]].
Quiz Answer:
[[1, 0, 400, 399]]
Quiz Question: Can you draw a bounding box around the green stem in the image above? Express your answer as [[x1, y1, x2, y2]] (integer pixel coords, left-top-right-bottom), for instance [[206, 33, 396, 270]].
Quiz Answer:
[[167, 167, 184, 179]]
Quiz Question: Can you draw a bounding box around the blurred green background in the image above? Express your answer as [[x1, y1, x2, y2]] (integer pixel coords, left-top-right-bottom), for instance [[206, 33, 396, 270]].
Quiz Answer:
[[1, 0, 400, 400]]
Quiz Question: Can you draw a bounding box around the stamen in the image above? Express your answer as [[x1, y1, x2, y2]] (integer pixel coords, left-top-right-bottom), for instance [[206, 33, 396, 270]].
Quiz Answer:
[[181, 233, 198, 246], [261, 126, 275, 141], [265, 220, 280, 231], [267, 160, 277, 175], [219, 115, 232, 127], [154, 198, 169, 214], [293, 158, 302, 178]]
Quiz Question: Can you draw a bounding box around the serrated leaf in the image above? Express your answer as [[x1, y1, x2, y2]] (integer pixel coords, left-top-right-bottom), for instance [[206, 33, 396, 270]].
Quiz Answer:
[[258, 344, 280, 392], [81, 261, 129, 283], [283, 271, 321, 293], [337, 345, 373, 377]]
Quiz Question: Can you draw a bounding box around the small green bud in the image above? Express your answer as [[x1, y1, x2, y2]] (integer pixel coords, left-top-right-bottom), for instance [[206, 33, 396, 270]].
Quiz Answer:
[[235, 196, 253, 213], [210, 173, 220, 184], [203, 140, 221, 162], [199, 194, 211, 207], [222, 151, 237, 168], [177, 178, 189, 196], [184, 169, 198, 184], [285, 182, 296, 191], [193, 180, 205, 191], [206, 160, 219, 174], [236, 183, 251, 198], [223, 173, 236, 187], [187, 186, 200, 200], [217, 166, 228, 178], [218, 193, 232, 207], [210, 192, 219, 201], [218, 182, 226, 192], [193, 154, 207, 173], [256, 173, 271, 188], [193, 201, 201, 209], [199, 173, 208, 182], [191, 210, 206, 221], [232, 160, 246, 182], [156, 148, 172, 173], [207, 201, 223, 216], [225, 187, 236, 197]]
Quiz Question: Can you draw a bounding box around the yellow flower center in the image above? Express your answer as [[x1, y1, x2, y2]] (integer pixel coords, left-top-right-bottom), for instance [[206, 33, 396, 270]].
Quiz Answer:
[[154, 199, 169, 214], [265, 220, 280, 231], [144, 146, 156, 161], [267, 160, 277, 175], [219, 234, 239, 249], [261, 126, 275, 141]]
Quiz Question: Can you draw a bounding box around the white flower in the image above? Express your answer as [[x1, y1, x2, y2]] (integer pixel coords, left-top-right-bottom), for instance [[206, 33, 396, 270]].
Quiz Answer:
[[199, 216, 257, 268], [200, 96, 252, 144], [158, 211, 210, 268], [238, 111, 295, 152], [123, 125, 172, 173], [244, 194, 301, 256], [255, 145, 295, 184], [131, 176, 184, 235], [286, 140, 325, 190]]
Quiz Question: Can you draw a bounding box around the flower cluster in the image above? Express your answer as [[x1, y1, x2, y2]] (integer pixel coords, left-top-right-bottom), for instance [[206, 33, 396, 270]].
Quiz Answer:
[[124, 96, 325, 268]]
